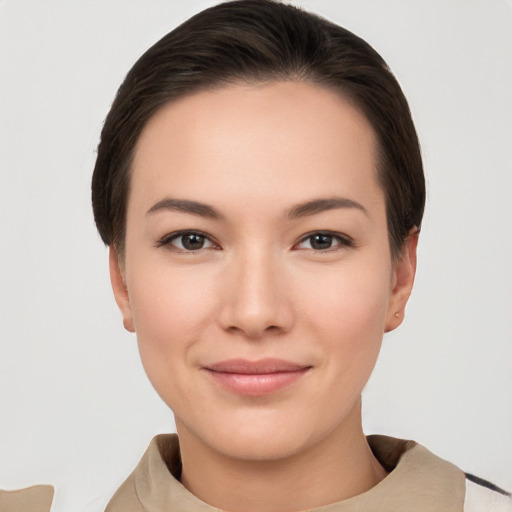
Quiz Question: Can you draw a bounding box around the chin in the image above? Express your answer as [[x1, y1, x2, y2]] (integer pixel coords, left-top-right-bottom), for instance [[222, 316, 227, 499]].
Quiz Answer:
[[181, 408, 331, 463], [210, 430, 312, 462]]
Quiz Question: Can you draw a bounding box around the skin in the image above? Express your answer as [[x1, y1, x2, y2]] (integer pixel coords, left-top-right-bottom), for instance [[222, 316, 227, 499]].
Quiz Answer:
[[110, 81, 417, 512]]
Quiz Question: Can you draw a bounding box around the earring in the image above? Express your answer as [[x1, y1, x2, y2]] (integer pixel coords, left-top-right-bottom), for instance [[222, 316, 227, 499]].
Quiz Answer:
[[394, 312, 400, 318]]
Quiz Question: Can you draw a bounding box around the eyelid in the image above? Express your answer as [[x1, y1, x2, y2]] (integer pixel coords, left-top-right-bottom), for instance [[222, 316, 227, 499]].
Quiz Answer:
[[293, 230, 355, 251], [156, 229, 220, 251], [155, 229, 353, 252]]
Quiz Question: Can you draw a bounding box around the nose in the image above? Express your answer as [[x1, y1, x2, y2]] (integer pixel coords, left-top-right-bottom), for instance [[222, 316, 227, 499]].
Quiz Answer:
[[218, 248, 294, 339]]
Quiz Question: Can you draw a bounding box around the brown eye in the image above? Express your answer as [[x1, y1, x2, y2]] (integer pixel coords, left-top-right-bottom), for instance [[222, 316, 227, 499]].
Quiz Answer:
[[158, 231, 216, 251], [180, 233, 206, 250], [295, 231, 353, 251], [310, 233, 334, 250]]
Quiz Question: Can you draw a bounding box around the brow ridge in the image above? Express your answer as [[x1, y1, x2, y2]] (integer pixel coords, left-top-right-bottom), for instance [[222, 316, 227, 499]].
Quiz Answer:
[[287, 197, 367, 219], [146, 196, 366, 220], [146, 198, 222, 219]]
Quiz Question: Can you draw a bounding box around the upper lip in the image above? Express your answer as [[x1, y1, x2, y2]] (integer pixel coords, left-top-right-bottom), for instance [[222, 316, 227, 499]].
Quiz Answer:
[[204, 358, 310, 374]]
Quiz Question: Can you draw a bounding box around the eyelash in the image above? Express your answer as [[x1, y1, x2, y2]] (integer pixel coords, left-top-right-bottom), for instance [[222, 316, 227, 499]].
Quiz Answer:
[[294, 231, 354, 252], [156, 230, 220, 252], [156, 230, 354, 253]]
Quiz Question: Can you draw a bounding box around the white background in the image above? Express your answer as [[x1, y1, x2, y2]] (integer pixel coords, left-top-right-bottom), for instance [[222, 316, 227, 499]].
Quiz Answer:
[[1, 1, 511, 510]]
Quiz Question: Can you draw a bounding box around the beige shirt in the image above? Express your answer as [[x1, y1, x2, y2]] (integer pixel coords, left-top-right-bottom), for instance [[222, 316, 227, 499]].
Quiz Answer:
[[0, 485, 54, 512], [9, 435, 511, 511], [105, 434, 466, 512]]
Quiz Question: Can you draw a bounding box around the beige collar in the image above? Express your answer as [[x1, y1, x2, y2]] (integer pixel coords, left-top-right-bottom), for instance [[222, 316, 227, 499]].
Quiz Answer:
[[106, 434, 466, 512], [0, 485, 54, 512]]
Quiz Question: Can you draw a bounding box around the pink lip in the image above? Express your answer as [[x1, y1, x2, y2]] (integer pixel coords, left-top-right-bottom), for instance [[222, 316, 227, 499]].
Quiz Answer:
[[203, 358, 311, 396]]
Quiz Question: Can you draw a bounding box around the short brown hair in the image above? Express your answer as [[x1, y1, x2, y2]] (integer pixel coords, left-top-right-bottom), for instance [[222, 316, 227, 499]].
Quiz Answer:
[[92, 0, 425, 256]]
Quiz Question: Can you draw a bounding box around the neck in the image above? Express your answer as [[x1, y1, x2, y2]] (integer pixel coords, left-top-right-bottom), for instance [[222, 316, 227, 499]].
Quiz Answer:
[[176, 402, 387, 512]]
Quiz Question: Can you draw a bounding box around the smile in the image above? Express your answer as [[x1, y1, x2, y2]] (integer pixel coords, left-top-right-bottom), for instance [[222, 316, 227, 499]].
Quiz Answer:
[[203, 358, 312, 396]]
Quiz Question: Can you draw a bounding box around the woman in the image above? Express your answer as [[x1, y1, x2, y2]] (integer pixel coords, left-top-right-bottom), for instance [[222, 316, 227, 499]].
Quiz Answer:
[[89, 1, 510, 510], [1, 1, 510, 511]]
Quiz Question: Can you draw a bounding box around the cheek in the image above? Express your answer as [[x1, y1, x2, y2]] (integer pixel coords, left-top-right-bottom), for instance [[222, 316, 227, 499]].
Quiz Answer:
[[302, 263, 391, 335], [127, 263, 217, 369], [297, 262, 392, 382]]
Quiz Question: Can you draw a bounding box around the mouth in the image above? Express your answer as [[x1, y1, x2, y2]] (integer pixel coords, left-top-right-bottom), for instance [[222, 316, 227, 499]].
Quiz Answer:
[[203, 358, 312, 396]]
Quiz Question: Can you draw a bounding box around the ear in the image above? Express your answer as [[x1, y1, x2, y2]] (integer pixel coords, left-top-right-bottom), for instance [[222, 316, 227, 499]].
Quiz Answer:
[[109, 247, 135, 333], [385, 229, 419, 332]]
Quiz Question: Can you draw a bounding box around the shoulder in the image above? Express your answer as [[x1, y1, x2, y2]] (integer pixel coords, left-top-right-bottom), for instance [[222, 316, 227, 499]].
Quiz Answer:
[[464, 474, 512, 512], [369, 435, 512, 512], [0, 486, 54, 512]]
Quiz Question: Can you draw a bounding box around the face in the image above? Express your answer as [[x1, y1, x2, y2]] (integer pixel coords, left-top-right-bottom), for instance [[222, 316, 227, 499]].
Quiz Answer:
[[111, 81, 416, 462]]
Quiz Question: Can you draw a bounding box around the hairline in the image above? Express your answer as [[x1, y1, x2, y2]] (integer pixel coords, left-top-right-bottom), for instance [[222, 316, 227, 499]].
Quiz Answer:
[[113, 76, 401, 261]]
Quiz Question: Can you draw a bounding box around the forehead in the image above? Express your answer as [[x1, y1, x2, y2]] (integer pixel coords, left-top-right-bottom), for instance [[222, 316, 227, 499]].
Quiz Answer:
[[130, 81, 381, 213]]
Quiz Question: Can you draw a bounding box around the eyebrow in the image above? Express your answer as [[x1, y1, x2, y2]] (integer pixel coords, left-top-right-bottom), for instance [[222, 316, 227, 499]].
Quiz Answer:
[[146, 198, 223, 219], [287, 197, 368, 219], [146, 196, 367, 220]]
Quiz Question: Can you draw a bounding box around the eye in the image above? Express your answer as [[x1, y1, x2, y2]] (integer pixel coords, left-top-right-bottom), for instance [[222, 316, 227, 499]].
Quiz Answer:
[[295, 231, 353, 251], [157, 231, 217, 252]]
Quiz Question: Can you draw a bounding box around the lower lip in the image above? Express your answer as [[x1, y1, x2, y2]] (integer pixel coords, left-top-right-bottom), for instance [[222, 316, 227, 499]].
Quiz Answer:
[[205, 369, 310, 396]]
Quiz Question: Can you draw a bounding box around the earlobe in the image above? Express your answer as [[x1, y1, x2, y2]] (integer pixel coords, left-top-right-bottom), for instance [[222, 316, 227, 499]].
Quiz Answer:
[[109, 247, 135, 333], [385, 229, 419, 333]]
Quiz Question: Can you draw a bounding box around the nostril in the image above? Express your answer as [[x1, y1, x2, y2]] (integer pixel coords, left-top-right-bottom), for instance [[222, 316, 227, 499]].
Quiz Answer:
[[217, 266, 294, 338], [223, 322, 285, 340]]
